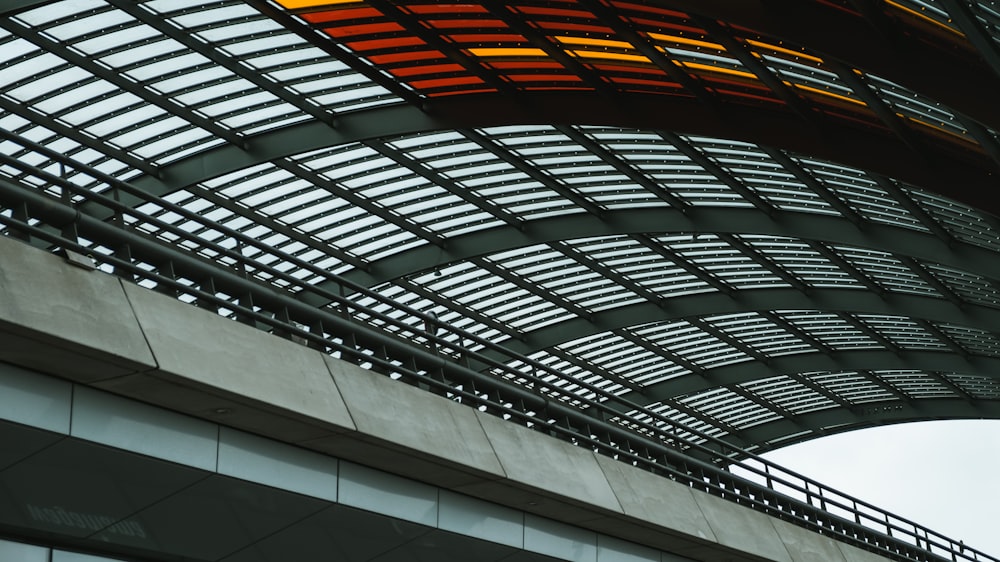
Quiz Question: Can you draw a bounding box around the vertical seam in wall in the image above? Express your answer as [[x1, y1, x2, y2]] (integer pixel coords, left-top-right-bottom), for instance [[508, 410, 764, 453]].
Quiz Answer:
[[521, 509, 526, 553], [334, 458, 340, 504], [766, 515, 801, 562], [117, 278, 161, 375], [214, 423, 221, 474], [591, 452, 630, 515], [434, 486, 441, 530], [471, 412, 510, 481], [67, 382, 75, 437], [321, 356, 360, 432]]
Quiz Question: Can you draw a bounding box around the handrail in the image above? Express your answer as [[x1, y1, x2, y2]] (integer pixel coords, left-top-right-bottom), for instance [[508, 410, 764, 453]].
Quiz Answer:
[[0, 149, 995, 562]]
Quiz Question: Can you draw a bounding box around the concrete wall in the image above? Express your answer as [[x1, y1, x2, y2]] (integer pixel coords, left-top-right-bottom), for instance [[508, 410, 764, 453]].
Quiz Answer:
[[0, 235, 890, 562]]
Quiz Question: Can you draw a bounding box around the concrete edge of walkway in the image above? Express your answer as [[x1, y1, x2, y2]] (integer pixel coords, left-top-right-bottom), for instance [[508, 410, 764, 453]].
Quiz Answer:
[[0, 235, 892, 562]]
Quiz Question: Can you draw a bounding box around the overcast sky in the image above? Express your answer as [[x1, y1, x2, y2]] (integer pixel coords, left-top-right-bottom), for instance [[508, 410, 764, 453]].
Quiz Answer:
[[758, 420, 1000, 558]]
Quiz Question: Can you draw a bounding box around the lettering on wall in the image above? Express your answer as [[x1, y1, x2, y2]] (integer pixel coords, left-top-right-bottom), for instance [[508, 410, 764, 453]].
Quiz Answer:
[[25, 504, 148, 539]]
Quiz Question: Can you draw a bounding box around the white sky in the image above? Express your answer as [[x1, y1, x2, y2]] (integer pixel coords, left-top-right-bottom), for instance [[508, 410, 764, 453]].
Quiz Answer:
[[760, 420, 1000, 558]]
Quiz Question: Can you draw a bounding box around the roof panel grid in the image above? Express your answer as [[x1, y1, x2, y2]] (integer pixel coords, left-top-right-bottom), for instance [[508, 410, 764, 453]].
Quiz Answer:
[[487, 243, 644, 314], [633, 271, 717, 298], [596, 132, 750, 208], [969, 1, 1000, 49], [924, 263, 1000, 309], [553, 330, 633, 362], [701, 312, 815, 358], [631, 17, 783, 106], [853, 314, 950, 351], [641, 321, 753, 369], [875, 370, 958, 399], [775, 311, 884, 350], [865, 71, 972, 141], [946, 373, 1000, 399], [886, 0, 966, 40], [935, 323, 1000, 356], [679, 387, 781, 430], [669, 234, 791, 290], [198, 171, 389, 274], [829, 246, 941, 297], [790, 158, 930, 231], [272, 0, 502, 97], [4, 6, 232, 165], [734, 235, 864, 290], [505, 354, 614, 404], [739, 36, 885, 128], [803, 371, 897, 404], [572, 235, 719, 298], [908, 189, 1000, 253], [631, 403, 728, 447], [0, 131, 135, 198], [412, 262, 504, 298], [682, 136, 839, 215], [456, 284, 573, 333], [739, 376, 839, 415], [6, 4, 1000, 556], [160, 3, 401, 114], [0, 121, 142, 183], [558, 334, 661, 377]]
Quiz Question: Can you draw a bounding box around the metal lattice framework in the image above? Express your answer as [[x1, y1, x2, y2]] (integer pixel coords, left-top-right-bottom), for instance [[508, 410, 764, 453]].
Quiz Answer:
[[2, 1, 1000, 560]]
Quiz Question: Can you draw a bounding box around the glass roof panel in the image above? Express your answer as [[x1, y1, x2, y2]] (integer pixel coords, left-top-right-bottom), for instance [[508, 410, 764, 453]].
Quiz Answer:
[[877, 369, 957, 398], [734, 235, 863, 289], [739, 376, 839, 415], [947, 372, 1000, 399], [744, 37, 869, 116], [970, 1, 1000, 50], [854, 314, 949, 351], [682, 136, 838, 215], [866, 72, 971, 140], [935, 324, 1000, 356], [803, 371, 896, 404], [702, 312, 814, 357], [829, 246, 940, 296], [925, 263, 1000, 309], [791, 157, 930, 231], [887, 0, 964, 38], [669, 234, 789, 289], [775, 311, 883, 349], [908, 189, 1000, 252], [680, 387, 780, 430]]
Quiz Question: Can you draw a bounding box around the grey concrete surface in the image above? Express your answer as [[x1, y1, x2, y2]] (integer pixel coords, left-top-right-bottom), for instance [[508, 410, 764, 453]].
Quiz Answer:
[[317, 353, 506, 488], [769, 517, 848, 562], [838, 542, 901, 562], [119, 282, 355, 437], [688, 484, 794, 562], [461, 411, 623, 522], [0, 236, 903, 562], [592, 454, 718, 554], [0, 236, 155, 380]]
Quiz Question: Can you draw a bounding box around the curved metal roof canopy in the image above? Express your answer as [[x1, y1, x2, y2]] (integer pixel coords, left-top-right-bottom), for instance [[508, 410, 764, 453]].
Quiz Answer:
[[2, 0, 1000, 463]]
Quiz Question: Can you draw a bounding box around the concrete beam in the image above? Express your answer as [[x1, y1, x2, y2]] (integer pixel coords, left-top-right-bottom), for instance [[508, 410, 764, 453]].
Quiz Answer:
[[101, 281, 356, 444], [0, 236, 155, 381], [0, 235, 910, 562], [306, 354, 507, 488]]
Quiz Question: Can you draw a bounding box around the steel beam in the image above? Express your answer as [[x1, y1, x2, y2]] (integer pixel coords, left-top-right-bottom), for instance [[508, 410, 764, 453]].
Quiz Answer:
[[729, 398, 1000, 456], [76, 95, 1000, 220], [299, 208, 1000, 296], [642, 0, 1000, 131], [611, 349, 1000, 409], [482, 289, 1000, 360]]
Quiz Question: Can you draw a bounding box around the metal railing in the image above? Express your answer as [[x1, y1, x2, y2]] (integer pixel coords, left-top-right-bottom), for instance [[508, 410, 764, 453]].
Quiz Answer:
[[0, 141, 995, 562]]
